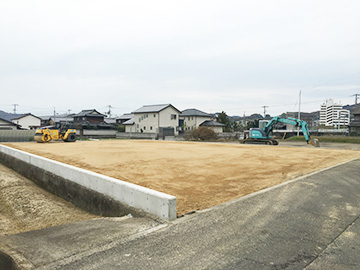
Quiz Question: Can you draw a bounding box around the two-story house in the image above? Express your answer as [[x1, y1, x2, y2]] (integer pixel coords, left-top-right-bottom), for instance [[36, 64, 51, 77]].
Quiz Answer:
[[73, 109, 105, 125], [131, 104, 181, 136], [0, 112, 41, 130], [179, 109, 214, 132]]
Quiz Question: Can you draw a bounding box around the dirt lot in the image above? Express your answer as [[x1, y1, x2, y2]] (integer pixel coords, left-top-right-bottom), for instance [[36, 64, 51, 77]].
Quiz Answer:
[[0, 163, 97, 236], [4, 140, 360, 217]]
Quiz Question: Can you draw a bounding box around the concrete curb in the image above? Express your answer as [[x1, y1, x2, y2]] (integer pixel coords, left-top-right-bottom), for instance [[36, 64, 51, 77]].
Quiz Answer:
[[0, 144, 177, 221]]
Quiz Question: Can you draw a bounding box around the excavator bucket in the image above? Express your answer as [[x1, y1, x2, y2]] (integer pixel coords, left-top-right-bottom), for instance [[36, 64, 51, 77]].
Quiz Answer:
[[309, 138, 320, 147]]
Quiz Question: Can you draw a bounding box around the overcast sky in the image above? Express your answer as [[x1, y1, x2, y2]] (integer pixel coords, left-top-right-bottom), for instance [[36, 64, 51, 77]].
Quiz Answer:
[[1, 0, 359, 117]]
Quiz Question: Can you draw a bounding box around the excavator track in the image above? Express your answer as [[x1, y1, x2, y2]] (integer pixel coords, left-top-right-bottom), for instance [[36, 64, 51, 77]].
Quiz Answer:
[[240, 138, 278, 145]]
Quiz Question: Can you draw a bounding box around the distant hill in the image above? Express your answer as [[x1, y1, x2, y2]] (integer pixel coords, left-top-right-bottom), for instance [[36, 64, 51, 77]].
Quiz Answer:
[[343, 104, 360, 114]]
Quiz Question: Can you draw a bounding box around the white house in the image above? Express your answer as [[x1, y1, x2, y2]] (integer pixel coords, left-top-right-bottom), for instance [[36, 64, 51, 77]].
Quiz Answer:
[[0, 113, 41, 130], [179, 109, 214, 131], [319, 99, 350, 127], [199, 120, 225, 133], [123, 118, 135, 133], [131, 104, 180, 136]]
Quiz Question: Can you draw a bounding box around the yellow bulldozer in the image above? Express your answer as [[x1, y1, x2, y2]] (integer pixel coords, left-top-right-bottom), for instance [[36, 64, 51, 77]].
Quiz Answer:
[[34, 127, 77, 143]]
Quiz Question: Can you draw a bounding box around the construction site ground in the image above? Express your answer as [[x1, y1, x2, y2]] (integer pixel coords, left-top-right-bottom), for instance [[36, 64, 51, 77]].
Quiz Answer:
[[1, 153, 359, 269], [3, 140, 360, 220]]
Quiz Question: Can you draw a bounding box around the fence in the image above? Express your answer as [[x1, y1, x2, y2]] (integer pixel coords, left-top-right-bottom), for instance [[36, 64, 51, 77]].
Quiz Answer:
[[0, 130, 36, 142]]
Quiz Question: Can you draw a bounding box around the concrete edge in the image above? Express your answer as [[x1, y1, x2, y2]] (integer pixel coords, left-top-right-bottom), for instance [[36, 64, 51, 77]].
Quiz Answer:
[[0, 243, 33, 270], [0, 144, 177, 221], [194, 157, 360, 217]]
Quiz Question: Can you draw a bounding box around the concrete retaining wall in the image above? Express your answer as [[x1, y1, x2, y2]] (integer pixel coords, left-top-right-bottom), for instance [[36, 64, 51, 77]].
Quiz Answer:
[[0, 144, 177, 221], [0, 130, 36, 142], [116, 132, 157, 140], [0, 249, 18, 270], [80, 130, 117, 138]]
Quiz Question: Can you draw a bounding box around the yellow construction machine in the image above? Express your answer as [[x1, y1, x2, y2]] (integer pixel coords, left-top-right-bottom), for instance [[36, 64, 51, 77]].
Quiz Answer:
[[34, 127, 77, 143]]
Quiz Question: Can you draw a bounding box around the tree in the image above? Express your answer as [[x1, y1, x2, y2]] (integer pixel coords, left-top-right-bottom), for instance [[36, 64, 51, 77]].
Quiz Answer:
[[246, 119, 259, 129], [217, 111, 231, 132]]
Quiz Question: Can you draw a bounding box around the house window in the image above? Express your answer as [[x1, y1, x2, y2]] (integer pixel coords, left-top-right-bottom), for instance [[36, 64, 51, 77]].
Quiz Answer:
[[144, 126, 146, 130], [154, 114, 156, 117], [188, 117, 190, 121], [137, 124, 139, 128], [171, 114, 177, 120], [150, 126, 152, 130]]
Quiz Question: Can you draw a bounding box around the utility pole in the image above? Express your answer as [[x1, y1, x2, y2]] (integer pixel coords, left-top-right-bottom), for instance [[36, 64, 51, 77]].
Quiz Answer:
[[353, 94, 360, 104], [262, 106, 268, 118], [297, 90, 301, 136], [12, 104, 19, 114], [107, 105, 113, 118]]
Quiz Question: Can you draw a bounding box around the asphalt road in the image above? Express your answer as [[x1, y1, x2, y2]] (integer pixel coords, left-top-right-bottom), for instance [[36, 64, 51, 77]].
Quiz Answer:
[[2, 158, 359, 269]]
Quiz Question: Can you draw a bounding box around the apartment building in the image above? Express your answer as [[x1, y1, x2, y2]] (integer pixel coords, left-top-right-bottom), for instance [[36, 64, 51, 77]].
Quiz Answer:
[[319, 99, 350, 127]]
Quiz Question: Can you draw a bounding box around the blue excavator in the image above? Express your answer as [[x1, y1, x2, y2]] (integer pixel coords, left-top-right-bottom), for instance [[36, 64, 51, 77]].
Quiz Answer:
[[241, 116, 320, 147]]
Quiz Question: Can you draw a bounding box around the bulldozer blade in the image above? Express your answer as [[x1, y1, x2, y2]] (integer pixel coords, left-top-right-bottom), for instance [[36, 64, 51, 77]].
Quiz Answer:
[[309, 138, 320, 147]]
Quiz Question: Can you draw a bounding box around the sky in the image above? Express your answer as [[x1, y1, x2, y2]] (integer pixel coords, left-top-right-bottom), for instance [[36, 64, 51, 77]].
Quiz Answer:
[[1, 0, 360, 117]]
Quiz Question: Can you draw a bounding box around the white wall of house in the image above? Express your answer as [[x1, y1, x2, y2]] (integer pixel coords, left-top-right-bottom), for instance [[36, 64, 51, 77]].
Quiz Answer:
[[134, 106, 179, 135], [208, 126, 223, 133], [159, 106, 179, 135], [12, 115, 41, 130], [181, 116, 212, 131], [134, 112, 159, 133], [125, 124, 135, 133]]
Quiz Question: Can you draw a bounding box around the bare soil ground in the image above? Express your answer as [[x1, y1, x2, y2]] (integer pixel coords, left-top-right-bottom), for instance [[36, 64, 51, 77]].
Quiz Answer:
[[0, 163, 97, 236], [4, 140, 360, 217]]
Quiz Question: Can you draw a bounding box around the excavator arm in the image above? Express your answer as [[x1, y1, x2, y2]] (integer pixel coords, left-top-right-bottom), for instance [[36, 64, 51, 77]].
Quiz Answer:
[[264, 117, 319, 147]]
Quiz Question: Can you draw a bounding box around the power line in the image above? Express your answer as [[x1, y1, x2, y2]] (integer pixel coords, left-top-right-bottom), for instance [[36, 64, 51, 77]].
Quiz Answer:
[[302, 71, 360, 93]]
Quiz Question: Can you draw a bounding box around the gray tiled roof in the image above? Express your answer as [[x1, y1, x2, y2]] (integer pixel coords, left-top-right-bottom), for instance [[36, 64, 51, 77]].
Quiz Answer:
[[199, 120, 225, 127], [0, 111, 23, 122], [0, 117, 17, 126], [123, 118, 134, 125], [0, 112, 41, 121], [180, 109, 213, 117], [104, 118, 117, 124], [39, 114, 74, 122], [73, 109, 105, 117], [117, 113, 134, 120], [132, 104, 180, 114]]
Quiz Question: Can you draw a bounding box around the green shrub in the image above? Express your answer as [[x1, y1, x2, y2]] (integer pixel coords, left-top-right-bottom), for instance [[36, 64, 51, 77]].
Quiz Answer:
[[117, 125, 125, 132]]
